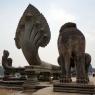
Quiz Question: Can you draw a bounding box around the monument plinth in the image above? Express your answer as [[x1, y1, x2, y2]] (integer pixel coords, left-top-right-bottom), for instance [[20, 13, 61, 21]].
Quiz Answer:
[[53, 82, 95, 94], [23, 66, 39, 91], [23, 65, 53, 91]]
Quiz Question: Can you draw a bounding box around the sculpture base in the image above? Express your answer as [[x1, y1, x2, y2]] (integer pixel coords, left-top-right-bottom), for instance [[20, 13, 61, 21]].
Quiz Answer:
[[0, 79, 24, 90], [53, 82, 95, 94], [23, 65, 52, 91], [23, 66, 38, 91], [23, 80, 40, 91]]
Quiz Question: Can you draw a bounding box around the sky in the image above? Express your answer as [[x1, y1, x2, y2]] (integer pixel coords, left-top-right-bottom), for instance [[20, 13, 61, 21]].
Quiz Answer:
[[0, 0, 95, 67]]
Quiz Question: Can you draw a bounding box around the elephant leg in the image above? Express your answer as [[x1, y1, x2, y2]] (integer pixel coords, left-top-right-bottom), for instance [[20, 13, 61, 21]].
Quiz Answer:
[[60, 57, 66, 78], [58, 56, 66, 83], [85, 53, 91, 83], [64, 54, 72, 83], [75, 53, 87, 83]]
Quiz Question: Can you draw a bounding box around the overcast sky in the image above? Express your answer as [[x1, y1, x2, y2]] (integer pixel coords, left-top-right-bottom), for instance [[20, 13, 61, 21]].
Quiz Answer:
[[0, 0, 95, 67]]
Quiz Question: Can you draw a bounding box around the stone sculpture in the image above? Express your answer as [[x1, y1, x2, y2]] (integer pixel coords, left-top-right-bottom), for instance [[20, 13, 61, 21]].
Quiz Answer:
[[2, 50, 25, 80], [57, 22, 91, 83], [14, 4, 52, 90], [14, 4, 51, 65], [2, 50, 12, 79]]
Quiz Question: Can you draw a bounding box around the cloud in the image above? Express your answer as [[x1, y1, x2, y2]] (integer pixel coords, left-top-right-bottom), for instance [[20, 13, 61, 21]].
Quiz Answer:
[[46, 4, 76, 26]]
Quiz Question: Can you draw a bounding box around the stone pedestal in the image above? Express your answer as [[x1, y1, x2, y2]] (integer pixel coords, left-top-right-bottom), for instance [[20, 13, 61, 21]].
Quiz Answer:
[[38, 72, 51, 81], [23, 66, 39, 91], [23, 65, 53, 91], [0, 79, 24, 90], [53, 82, 95, 94], [32, 87, 92, 95]]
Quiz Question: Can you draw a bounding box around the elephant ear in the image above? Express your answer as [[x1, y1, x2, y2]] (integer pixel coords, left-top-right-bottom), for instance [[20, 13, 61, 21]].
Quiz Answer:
[[14, 4, 51, 65]]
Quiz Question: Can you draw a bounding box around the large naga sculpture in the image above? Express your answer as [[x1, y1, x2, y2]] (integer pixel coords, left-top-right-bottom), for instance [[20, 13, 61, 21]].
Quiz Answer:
[[14, 4, 51, 65], [58, 22, 91, 83]]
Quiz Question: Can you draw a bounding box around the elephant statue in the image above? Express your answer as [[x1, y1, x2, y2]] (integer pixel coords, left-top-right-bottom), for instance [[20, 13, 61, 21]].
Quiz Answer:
[[58, 22, 91, 83]]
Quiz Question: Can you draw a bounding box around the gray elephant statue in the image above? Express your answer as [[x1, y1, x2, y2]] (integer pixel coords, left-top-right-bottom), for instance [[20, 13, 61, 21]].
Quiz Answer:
[[58, 22, 91, 83]]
